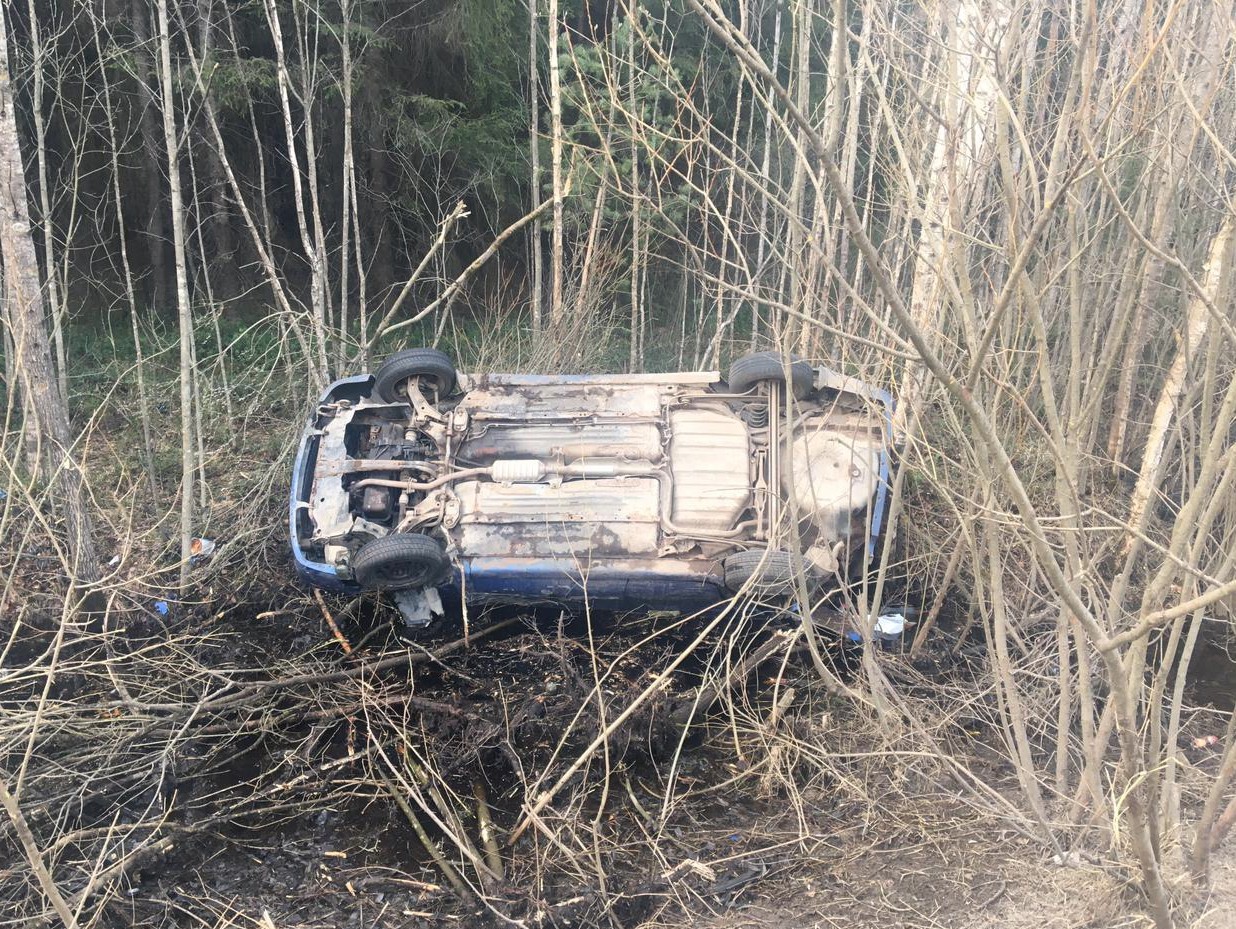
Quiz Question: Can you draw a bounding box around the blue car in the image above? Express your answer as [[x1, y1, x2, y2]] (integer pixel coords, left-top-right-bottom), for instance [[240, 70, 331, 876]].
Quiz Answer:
[[290, 349, 893, 625]]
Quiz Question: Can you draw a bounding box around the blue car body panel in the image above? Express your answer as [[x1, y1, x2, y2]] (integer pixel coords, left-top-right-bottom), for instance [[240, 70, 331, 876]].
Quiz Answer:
[[455, 556, 728, 611], [289, 375, 372, 595]]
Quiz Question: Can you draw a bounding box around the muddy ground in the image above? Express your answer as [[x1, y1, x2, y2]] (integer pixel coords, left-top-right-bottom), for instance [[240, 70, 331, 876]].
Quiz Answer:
[[95, 613, 1236, 925], [5, 531, 1236, 929]]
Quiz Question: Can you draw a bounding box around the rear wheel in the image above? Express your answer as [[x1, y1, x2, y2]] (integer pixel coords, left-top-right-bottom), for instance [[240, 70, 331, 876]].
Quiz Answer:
[[728, 351, 813, 400], [723, 548, 798, 594], [352, 533, 450, 591], [374, 348, 457, 404]]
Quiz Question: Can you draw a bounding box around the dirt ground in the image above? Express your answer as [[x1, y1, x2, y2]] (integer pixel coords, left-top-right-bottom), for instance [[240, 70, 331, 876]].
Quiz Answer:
[[81, 596, 1235, 929], [120, 772, 1236, 929], [6, 529, 1235, 929]]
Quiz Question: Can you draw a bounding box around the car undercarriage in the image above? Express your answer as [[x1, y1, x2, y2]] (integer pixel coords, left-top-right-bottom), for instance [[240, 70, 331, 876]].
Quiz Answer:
[[291, 351, 892, 617]]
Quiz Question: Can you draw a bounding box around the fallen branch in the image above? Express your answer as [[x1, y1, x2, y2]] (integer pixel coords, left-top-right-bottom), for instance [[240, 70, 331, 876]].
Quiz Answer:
[[372, 197, 557, 347], [366, 200, 470, 349], [313, 589, 353, 654], [378, 770, 471, 899], [104, 618, 520, 718], [473, 780, 504, 881], [0, 780, 78, 928], [508, 600, 739, 845]]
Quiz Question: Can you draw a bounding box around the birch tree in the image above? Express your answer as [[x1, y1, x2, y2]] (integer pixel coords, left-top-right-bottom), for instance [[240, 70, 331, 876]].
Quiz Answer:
[[263, 0, 330, 383], [1125, 210, 1234, 542], [548, 0, 565, 328], [528, 0, 544, 332], [153, 0, 198, 585], [892, 0, 1010, 434], [0, 5, 101, 592]]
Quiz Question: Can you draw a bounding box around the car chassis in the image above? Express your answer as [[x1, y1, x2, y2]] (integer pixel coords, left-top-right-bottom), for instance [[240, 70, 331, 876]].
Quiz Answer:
[[291, 350, 894, 626]]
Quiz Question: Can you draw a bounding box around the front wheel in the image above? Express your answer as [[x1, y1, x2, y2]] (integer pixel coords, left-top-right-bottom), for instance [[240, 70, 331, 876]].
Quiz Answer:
[[374, 348, 457, 404], [352, 533, 450, 591]]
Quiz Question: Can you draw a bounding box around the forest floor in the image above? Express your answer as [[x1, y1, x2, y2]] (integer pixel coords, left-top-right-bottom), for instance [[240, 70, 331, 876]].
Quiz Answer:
[[82, 564, 1236, 929], [6, 503, 1236, 929], [132, 786, 1236, 929]]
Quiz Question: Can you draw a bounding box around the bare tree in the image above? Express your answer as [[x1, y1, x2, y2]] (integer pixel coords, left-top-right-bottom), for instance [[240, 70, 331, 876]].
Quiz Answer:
[[548, 0, 565, 328], [1126, 210, 1233, 543], [263, 0, 330, 383], [0, 5, 101, 593], [129, 0, 171, 311], [152, 0, 198, 585], [529, 0, 544, 332], [892, 0, 1010, 435]]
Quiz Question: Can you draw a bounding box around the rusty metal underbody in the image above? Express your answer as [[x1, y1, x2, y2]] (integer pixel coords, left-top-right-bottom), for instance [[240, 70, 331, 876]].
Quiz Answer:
[[299, 369, 888, 600]]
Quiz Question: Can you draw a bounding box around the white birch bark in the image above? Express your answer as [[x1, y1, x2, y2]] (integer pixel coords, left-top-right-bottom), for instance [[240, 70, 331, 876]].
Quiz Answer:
[[339, 0, 355, 367], [548, 0, 565, 328], [893, 0, 1010, 434], [0, 10, 101, 589], [154, 0, 198, 587], [529, 0, 544, 332], [1107, 10, 1227, 466], [293, 2, 333, 354], [263, 0, 330, 383], [22, 0, 67, 403], [1125, 211, 1234, 542]]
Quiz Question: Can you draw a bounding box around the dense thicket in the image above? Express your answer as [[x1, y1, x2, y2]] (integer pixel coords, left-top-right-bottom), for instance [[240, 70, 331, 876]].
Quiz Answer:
[[2, 1, 1235, 927], [7, 0, 533, 313], [5, 0, 880, 355]]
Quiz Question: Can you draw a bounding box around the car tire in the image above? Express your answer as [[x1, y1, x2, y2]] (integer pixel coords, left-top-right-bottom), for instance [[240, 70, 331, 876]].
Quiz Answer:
[[352, 533, 450, 591], [723, 548, 799, 594], [728, 351, 813, 400], [374, 348, 457, 404]]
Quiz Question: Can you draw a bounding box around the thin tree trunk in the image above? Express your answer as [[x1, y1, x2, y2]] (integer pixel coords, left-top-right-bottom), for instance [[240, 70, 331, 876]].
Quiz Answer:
[[712, 0, 747, 365], [529, 0, 544, 333], [1106, 12, 1226, 469], [892, 0, 1008, 434], [575, 154, 611, 313], [154, 0, 198, 587], [90, 16, 156, 493], [349, 130, 369, 368], [292, 0, 334, 355], [366, 127, 395, 317], [194, 0, 238, 301], [178, 19, 317, 386], [0, 780, 77, 929], [339, 0, 356, 367], [750, 2, 782, 346], [782, 0, 811, 344], [222, 2, 274, 248], [263, 0, 329, 383], [548, 0, 565, 328], [1125, 211, 1233, 544], [23, 0, 67, 402], [628, 13, 642, 372], [983, 520, 1057, 846], [183, 128, 234, 431], [131, 0, 170, 313], [0, 12, 101, 592]]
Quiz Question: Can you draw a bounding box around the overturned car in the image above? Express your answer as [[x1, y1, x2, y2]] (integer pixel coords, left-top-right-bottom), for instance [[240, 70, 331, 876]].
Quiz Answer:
[[290, 349, 893, 624]]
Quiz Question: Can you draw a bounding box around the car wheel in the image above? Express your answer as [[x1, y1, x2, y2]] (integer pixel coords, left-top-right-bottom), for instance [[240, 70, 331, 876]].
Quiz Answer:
[[374, 348, 457, 404], [728, 351, 813, 400], [352, 533, 450, 591], [723, 548, 799, 594]]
